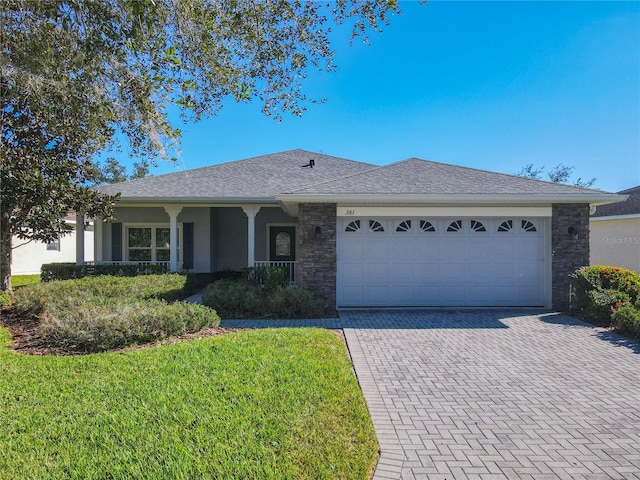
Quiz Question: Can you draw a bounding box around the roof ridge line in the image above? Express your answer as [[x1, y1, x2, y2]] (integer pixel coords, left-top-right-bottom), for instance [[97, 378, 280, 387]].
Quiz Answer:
[[399, 157, 608, 193], [284, 162, 387, 194]]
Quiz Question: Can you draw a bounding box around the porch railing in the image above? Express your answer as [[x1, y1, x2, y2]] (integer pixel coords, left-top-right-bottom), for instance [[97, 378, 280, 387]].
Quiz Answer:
[[253, 261, 298, 286]]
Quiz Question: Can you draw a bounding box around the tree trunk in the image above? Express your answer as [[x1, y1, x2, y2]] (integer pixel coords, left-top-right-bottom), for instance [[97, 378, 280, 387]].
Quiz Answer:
[[1, 212, 12, 293]]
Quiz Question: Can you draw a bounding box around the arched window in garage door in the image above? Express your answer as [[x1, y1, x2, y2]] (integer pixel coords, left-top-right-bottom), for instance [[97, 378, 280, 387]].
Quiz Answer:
[[447, 220, 463, 232], [345, 220, 361, 232], [498, 220, 513, 232], [369, 220, 384, 232], [470, 220, 486, 232], [420, 220, 436, 232], [395, 220, 412, 232]]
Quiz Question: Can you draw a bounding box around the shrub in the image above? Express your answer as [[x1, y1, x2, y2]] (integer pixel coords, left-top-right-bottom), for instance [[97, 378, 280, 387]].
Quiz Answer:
[[37, 300, 218, 352], [184, 271, 242, 296], [202, 279, 327, 319], [12, 275, 219, 352], [41, 262, 168, 282], [266, 287, 327, 319], [611, 304, 640, 339], [40, 263, 82, 282], [244, 266, 289, 290], [0, 291, 11, 307], [14, 274, 189, 316], [573, 266, 640, 324], [202, 280, 264, 319]]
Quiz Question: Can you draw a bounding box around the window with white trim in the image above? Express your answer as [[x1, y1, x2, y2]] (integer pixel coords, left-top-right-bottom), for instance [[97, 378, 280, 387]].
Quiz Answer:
[[126, 226, 180, 262]]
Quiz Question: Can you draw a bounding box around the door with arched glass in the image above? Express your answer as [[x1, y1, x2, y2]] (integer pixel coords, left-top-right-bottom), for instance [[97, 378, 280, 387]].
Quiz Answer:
[[269, 226, 296, 262]]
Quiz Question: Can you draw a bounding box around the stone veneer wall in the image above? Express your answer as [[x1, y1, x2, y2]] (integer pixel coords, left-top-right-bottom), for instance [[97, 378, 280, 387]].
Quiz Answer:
[[552, 203, 590, 311], [297, 203, 337, 310]]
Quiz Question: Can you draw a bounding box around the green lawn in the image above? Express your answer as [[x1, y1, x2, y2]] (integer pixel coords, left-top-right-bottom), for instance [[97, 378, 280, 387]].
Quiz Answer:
[[0, 326, 378, 479], [11, 274, 40, 288]]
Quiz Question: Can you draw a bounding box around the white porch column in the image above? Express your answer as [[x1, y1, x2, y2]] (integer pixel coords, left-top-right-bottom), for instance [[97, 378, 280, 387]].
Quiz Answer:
[[241, 206, 261, 267], [164, 206, 183, 272], [94, 217, 103, 262], [75, 212, 85, 266]]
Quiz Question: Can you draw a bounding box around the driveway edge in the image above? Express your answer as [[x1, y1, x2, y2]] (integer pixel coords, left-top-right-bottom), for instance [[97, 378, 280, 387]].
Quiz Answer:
[[341, 312, 405, 480]]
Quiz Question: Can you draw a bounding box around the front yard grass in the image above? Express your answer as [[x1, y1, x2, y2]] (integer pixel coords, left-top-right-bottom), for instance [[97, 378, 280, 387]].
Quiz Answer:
[[11, 274, 40, 288], [0, 326, 378, 479]]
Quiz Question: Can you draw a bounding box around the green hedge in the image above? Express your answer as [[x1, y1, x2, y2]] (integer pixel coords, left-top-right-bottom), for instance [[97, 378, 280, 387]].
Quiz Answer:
[[202, 279, 327, 319], [611, 305, 640, 339], [573, 265, 640, 326], [41, 263, 168, 282], [183, 271, 243, 296], [13, 275, 219, 352]]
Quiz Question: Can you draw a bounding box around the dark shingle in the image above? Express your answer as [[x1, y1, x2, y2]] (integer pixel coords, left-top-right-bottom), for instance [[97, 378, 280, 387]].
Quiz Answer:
[[97, 149, 375, 200], [289, 158, 608, 195], [592, 186, 640, 217], [98, 150, 615, 200]]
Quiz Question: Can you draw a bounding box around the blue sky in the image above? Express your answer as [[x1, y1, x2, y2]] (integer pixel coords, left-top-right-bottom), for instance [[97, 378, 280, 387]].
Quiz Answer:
[[120, 1, 640, 192]]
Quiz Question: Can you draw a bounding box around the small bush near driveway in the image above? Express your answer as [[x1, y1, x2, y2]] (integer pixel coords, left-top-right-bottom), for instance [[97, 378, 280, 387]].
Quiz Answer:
[[202, 279, 327, 319], [573, 266, 640, 337], [12, 275, 219, 352], [611, 305, 640, 339]]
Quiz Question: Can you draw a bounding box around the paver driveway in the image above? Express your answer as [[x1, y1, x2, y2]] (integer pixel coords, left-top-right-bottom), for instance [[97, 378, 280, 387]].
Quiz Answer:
[[341, 310, 640, 480]]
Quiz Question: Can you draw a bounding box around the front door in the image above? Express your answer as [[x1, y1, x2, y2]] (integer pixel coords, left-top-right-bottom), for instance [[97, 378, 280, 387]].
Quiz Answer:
[[269, 226, 296, 261]]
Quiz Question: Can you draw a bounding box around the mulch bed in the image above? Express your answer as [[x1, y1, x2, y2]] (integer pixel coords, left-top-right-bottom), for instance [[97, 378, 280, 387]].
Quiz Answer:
[[0, 306, 238, 356]]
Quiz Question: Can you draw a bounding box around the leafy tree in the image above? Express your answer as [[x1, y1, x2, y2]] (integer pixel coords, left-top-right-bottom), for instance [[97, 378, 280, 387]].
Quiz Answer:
[[0, 0, 400, 292], [92, 158, 151, 186], [516, 163, 596, 188]]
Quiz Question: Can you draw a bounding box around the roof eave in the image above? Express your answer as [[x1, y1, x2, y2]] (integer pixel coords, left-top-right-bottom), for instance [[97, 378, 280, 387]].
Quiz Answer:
[[114, 196, 278, 206], [275, 193, 626, 205]]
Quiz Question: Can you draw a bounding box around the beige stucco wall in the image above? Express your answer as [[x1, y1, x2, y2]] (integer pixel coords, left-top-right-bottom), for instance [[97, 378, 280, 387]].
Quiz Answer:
[[590, 217, 640, 273], [12, 227, 94, 275]]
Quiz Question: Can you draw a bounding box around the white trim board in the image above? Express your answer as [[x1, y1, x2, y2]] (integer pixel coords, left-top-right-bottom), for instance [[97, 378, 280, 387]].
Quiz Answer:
[[591, 214, 640, 221], [337, 206, 552, 218]]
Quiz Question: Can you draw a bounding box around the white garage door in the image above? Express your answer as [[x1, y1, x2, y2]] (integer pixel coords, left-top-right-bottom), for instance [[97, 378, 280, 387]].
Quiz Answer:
[[337, 217, 547, 307]]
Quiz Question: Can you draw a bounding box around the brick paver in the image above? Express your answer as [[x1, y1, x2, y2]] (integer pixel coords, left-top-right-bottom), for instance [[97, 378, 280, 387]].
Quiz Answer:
[[341, 310, 640, 480]]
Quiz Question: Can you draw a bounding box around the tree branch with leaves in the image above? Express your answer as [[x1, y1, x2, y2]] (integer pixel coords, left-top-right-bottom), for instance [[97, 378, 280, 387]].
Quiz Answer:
[[516, 163, 596, 188], [1, 0, 401, 292]]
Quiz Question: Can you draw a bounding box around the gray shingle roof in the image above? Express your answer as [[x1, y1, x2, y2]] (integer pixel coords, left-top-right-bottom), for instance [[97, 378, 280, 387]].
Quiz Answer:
[[99, 149, 615, 201], [287, 158, 608, 195], [97, 149, 375, 200], [592, 186, 640, 217]]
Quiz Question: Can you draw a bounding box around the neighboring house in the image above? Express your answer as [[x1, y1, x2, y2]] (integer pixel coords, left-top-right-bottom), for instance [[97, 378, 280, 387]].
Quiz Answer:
[[590, 185, 640, 273], [12, 214, 94, 275], [91, 149, 623, 311]]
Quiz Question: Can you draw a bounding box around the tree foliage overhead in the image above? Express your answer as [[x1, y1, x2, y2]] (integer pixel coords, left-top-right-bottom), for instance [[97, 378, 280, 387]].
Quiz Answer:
[[0, 0, 400, 291], [516, 163, 596, 188], [92, 158, 151, 186]]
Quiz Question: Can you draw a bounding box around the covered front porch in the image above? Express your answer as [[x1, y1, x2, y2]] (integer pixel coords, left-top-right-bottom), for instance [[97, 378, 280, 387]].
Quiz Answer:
[[76, 204, 300, 283]]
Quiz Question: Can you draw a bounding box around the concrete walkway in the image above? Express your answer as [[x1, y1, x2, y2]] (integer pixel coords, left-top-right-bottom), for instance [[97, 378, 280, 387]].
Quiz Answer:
[[341, 310, 640, 480]]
